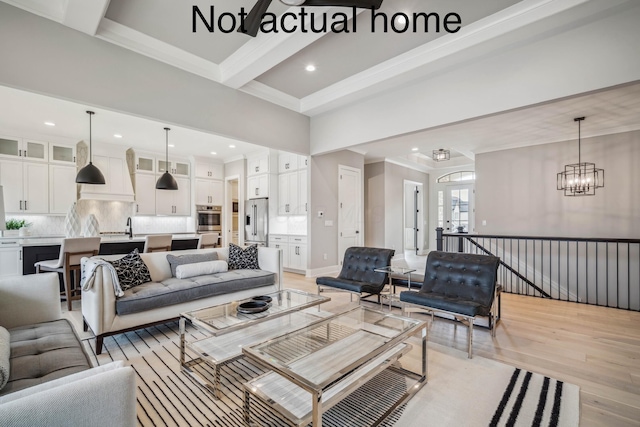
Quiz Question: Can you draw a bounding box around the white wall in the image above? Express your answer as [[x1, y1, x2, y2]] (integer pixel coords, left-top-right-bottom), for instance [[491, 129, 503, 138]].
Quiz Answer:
[[310, 2, 640, 154], [475, 130, 640, 239]]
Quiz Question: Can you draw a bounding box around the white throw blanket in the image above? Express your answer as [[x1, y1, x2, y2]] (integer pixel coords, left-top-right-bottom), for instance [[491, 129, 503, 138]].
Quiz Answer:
[[0, 326, 10, 391], [81, 257, 124, 298]]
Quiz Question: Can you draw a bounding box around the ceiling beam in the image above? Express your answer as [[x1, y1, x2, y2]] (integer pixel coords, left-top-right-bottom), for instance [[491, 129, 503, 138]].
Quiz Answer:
[[62, 0, 111, 36], [220, 6, 367, 89]]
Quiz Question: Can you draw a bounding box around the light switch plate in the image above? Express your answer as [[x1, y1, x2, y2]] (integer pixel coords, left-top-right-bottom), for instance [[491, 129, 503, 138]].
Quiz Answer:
[[324, 220, 333, 227]]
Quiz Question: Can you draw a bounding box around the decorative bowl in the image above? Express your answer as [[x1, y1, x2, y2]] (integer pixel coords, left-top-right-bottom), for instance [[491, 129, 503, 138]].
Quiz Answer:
[[252, 295, 273, 304], [237, 301, 270, 314]]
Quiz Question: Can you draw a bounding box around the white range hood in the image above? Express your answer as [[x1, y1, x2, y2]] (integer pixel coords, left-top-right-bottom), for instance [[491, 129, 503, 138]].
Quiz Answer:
[[79, 143, 135, 202]]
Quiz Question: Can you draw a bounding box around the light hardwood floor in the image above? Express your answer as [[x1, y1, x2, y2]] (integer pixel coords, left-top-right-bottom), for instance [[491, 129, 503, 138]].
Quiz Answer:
[[65, 271, 640, 426]]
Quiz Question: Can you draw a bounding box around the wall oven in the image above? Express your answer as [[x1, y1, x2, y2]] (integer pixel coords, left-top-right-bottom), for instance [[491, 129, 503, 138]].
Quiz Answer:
[[197, 205, 222, 233]]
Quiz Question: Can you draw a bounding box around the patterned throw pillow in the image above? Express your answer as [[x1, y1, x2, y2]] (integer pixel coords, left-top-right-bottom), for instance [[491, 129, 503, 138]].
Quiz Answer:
[[108, 248, 152, 291], [228, 243, 260, 270]]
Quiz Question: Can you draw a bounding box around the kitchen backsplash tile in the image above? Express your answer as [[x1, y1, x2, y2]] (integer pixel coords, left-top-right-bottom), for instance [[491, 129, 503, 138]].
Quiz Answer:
[[7, 200, 194, 236]]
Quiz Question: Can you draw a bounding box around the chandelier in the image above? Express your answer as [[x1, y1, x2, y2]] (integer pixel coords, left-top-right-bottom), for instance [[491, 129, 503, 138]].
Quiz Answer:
[[557, 117, 604, 196], [432, 148, 450, 162]]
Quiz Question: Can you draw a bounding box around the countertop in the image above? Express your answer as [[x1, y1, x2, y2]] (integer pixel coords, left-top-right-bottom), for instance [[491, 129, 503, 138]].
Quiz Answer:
[[0, 233, 200, 247]]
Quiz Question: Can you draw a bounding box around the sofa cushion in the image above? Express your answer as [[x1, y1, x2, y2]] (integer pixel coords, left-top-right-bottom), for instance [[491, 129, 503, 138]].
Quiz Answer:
[[167, 252, 218, 277], [108, 249, 152, 291], [175, 260, 228, 279], [115, 269, 276, 315], [1, 319, 91, 396], [228, 243, 259, 270]]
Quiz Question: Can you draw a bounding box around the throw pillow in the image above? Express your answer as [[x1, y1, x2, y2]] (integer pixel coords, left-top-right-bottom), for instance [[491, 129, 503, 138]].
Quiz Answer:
[[166, 252, 218, 277], [175, 260, 228, 279], [108, 248, 152, 291], [0, 326, 9, 391], [228, 243, 260, 270]]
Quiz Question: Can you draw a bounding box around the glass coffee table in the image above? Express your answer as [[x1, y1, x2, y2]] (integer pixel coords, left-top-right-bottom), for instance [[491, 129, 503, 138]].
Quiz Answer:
[[179, 289, 331, 398], [242, 306, 428, 427], [374, 266, 417, 310]]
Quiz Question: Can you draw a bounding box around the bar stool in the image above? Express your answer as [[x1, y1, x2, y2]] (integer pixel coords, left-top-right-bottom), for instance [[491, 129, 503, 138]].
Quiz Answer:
[[198, 232, 220, 249], [143, 234, 172, 253], [35, 237, 101, 311]]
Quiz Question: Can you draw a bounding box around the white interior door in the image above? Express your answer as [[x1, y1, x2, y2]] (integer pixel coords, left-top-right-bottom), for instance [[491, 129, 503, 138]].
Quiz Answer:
[[444, 184, 474, 233], [338, 165, 362, 264]]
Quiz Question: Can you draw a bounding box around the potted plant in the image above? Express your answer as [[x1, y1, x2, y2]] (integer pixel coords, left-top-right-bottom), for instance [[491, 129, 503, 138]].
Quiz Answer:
[[4, 219, 29, 237]]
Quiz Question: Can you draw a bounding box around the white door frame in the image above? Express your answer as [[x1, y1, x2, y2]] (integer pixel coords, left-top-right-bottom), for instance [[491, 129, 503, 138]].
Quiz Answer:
[[224, 174, 241, 247], [443, 183, 475, 233], [403, 179, 424, 255], [338, 165, 363, 265]]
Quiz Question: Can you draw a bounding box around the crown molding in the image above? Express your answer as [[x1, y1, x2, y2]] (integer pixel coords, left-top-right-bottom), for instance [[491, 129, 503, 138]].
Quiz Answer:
[[96, 18, 221, 82], [223, 154, 246, 164], [240, 80, 301, 112]]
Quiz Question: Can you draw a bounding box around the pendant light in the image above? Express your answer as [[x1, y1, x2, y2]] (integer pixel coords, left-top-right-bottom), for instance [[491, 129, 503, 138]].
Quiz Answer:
[[557, 117, 604, 196], [155, 127, 178, 190], [75, 111, 106, 184]]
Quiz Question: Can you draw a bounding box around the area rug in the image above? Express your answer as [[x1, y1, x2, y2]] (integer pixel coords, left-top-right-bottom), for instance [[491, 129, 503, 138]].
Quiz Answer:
[[82, 322, 579, 427]]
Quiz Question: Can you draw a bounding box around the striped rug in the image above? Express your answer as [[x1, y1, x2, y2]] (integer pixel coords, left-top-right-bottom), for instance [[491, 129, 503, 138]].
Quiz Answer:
[[82, 321, 407, 426], [82, 323, 579, 427]]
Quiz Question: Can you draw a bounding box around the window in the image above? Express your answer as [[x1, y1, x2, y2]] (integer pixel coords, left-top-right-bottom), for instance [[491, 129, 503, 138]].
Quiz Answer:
[[437, 171, 475, 183]]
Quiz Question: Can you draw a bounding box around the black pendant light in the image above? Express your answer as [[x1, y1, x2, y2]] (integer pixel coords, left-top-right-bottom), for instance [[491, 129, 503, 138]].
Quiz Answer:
[[76, 111, 106, 184], [557, 117, 604, 196], [155, 127, 178, 190]]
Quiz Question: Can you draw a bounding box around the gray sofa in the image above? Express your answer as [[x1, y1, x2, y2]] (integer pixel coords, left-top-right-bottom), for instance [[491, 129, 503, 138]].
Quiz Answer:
[[0, 273, 136, 426], [82, 246, 283, 354]]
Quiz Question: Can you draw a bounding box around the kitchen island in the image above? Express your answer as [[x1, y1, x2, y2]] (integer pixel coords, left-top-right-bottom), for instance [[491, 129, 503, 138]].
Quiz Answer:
[[0, 234, 200, 275]]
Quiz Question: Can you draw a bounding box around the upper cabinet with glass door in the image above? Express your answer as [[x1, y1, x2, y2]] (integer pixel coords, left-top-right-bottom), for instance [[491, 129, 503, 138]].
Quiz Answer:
[[48, 143, 76, 165], [0, 136, 48, 162], [134, 151, 156, 174], [158, 157, 190, 177]]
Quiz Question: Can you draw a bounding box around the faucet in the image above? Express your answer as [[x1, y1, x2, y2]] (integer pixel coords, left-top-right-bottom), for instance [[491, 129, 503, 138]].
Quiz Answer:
[[126, 217, 133, 239]]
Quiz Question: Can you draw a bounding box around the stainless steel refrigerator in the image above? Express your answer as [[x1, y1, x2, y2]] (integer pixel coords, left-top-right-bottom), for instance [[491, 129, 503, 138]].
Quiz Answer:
[[245, 198, 268, 246]]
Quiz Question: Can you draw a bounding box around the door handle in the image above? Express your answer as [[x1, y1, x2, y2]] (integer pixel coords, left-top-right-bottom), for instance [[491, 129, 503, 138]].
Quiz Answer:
[[355, 230, 359, 234], [19, 200, 23, 210]]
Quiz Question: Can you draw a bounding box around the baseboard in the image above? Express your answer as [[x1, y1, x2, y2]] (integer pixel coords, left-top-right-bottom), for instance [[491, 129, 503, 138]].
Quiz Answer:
[[306, 265, 340, 278]]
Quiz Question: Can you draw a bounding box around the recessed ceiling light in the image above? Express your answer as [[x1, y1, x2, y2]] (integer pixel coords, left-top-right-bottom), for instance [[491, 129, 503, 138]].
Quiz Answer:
[[113, 134, 123, 138], [44, 121, 55, 126], [412, 147, 419, 151], [210, 151, 217, 155], [305, 64, 316, 72], [229, 144, 236, 148], [168, 144, 175, 148]]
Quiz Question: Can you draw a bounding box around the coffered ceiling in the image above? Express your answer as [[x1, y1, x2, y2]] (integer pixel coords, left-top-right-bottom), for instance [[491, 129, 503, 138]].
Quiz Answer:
[[1, 0, 639, 169]]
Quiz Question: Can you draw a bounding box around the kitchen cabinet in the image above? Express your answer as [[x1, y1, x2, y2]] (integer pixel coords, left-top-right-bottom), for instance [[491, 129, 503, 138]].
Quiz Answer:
[[0, 159, 49, 214], [269, 235, 307, 272], [195, 161, 223, 180], [134, 152, 156, 174], [48, 143, 76, 165], [158, 158, 190, 177], [278, 170, 307, 215], [0, 245, 21, 278], [195, 179, 223, 206], [269, 235, 289, 268], [288, 236, 307, 271], [49, 164, 77, 214], [247, 154, 270, 176], [278, 153, 308, 173], [0, 136, 48, 162], [156, 176, 190, 215], [134, 173, 157, 215], [247, 174, 269, 199]]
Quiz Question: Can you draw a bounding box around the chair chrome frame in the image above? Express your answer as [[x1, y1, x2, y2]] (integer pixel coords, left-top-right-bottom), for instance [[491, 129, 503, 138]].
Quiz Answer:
[[401, 286, 501, 358], [316, 284, 384, 306]]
